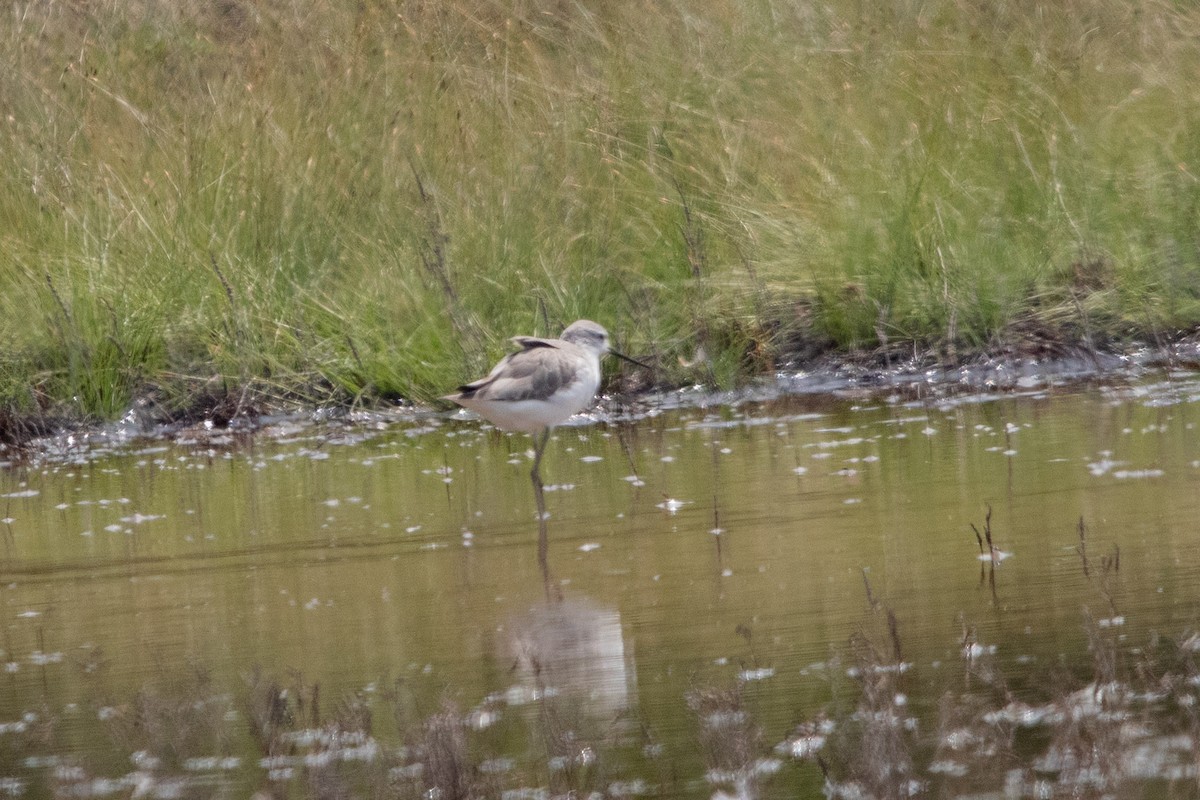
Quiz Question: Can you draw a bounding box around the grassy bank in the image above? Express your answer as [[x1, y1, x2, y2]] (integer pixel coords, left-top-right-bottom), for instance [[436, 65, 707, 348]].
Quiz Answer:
[[3, 0, 1200, 428]]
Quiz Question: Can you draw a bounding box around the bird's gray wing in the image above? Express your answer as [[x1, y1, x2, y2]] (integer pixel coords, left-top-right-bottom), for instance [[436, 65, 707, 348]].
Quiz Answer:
[[453, 341, 576, 402]]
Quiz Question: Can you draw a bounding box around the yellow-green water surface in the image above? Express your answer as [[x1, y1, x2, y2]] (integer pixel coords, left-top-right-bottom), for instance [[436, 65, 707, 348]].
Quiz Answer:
[[4, 376, 1200, 797]]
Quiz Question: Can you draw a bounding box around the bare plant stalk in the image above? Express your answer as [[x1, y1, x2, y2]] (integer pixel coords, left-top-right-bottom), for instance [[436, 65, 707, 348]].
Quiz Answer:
[[969, 505, 996, 561], [887, 609, 902, 664], [671, 173, 716, 385], [408, 159, 485, 370], [408, 159, 458, 306], [44, 273, 73, 331], [1076, 516, 1090, 577], [862, 568, 880, 612], [208, 253, 236, 306]]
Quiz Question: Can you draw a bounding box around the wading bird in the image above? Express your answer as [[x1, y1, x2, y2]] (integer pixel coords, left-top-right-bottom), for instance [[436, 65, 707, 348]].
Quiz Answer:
[[444, 320, 647, 579]]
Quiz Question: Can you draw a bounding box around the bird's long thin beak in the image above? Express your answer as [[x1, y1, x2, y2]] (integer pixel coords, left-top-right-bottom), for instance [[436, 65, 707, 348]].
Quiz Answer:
[[609, 349, 652, 369]]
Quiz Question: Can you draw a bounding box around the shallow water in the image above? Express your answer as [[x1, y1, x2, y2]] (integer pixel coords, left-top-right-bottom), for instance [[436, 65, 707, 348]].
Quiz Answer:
[[4, 374, 1200, 797]]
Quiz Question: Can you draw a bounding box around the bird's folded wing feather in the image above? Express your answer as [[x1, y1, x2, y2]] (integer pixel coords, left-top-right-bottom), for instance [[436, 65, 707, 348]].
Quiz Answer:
[[509, 335, 559, 349], [455, 343, 576, 402]]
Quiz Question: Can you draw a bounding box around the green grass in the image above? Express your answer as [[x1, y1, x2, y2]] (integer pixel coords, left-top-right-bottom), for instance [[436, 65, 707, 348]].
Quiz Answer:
[[3, 0, 1200, 424]]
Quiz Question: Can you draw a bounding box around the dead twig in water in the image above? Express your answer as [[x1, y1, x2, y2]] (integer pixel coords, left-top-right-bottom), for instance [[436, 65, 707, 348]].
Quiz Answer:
[[1079, 517, 1121, 617], [969, 504, 997, 564], [970, 505, 999, 602], [1076, 516, 1090, 577], [861, 568, 881, 613]]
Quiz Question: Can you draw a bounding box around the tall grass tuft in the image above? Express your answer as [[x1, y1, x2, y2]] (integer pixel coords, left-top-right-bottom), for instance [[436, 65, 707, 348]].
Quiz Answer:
[[4, 1, 1200, 423]]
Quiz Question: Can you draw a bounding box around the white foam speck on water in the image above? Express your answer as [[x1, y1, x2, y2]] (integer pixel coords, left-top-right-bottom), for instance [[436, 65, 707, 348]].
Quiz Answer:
[[843, 498, 862, 505], [16, 610, 40, 619], [1087, 454, 1122, 475], [739, 667, 775, 682], [29, 652, 64, 666], [118, 513, 162, 525], [977, 550, 1013, 562], [929, 759, 969, 777], [183, 756, 241, 772], [0, 719, 30, 735], [777, 733, 829, 759], [921, 427, 938, 436], [847, 661, 912, 678], [882, 415, 928, 426], [607, 778, 650, 797], [809, 437, 865, 454], [661, 456, 675, 463], [405, 525, 422, 533], [322, 498, 340, 507], [579, 543, 601, 552], [580, 455, 603, 463], [1, 490, 38, 499], [623, 475, 646, 487], [656, 498, 690, 514], [792, 466, 808, 475], [1114, 469, 1164, 479], [962, 642, 997, 659]]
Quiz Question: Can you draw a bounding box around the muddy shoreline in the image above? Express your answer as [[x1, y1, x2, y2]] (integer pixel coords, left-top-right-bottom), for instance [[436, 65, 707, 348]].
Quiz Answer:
[[4, 336, 1200, 456]]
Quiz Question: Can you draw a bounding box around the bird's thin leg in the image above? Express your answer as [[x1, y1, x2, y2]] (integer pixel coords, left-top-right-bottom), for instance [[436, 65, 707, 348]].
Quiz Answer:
[[530, 427, 549, 494], [531, 428, 552, 599]]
